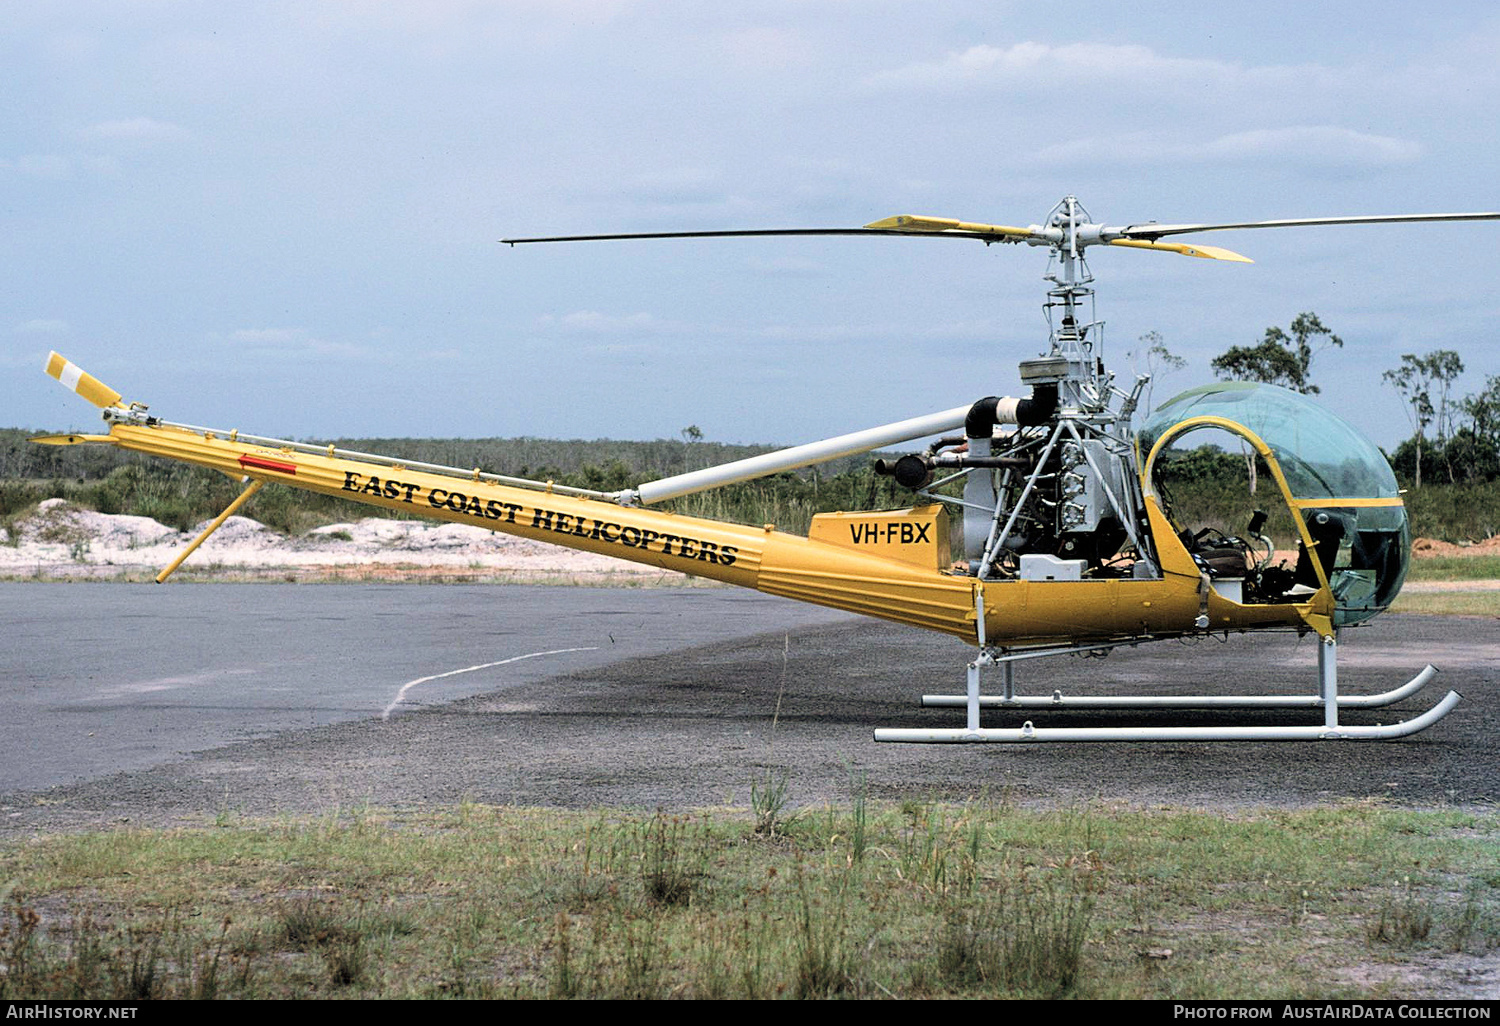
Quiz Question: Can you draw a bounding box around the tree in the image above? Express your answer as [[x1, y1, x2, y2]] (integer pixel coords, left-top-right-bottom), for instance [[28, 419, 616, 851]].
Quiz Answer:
[[1210, 312, 1343, 394], [1463, 375, 1500, 447], [680, 424, 705, 471], [1388, 372, 1500, 487], [1460, 374, 1500, 477], [1383, 355, 1436, 488], [1424, 350, 1465, 442], [1382, 350, 1464, 488], [1127, 330, 1187, 415]]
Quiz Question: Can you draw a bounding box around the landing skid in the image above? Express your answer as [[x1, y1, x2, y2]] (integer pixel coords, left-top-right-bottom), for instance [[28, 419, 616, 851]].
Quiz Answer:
[[874, 635, 1460, 743]]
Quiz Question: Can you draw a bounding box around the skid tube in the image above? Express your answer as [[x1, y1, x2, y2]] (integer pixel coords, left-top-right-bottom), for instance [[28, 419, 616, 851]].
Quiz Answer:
[[874, 635, 1461, 743]]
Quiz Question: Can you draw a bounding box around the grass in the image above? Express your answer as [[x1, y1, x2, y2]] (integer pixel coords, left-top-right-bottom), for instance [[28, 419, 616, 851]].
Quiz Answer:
[[1392, 549, 1500, 617], [1389, 591, 1500, 617], [751, 768, 795, 837], [1, 801, 1495, 1000], [1403, 555, 1500, 582]]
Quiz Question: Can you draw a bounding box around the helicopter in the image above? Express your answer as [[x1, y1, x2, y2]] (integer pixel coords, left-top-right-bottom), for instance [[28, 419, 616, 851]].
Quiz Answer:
[[36, 197, 1498, 743]]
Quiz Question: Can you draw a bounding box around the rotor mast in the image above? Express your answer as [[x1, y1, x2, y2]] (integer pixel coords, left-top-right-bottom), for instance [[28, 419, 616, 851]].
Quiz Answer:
[[1037, 196, 1111, 417]]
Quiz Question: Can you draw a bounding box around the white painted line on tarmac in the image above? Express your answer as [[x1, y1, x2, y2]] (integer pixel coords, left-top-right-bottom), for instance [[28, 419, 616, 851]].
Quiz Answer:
[[382, 647, 599, 719]]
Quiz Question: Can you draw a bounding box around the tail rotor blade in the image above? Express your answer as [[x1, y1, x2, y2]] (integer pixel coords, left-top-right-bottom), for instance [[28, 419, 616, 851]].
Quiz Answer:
[[45, 352, 125, 409]]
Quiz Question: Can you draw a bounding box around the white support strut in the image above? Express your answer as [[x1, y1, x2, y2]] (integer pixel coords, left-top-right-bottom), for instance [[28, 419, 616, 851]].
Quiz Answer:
[[629, 405, 972, 505]]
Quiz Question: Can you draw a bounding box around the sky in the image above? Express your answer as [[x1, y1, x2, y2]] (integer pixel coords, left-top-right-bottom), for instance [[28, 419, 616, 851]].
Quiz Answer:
[[4, 1, 1497, 452]]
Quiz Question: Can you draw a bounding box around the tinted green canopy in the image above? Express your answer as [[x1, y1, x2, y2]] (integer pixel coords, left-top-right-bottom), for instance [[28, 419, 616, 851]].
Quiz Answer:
[[1141, 382, 1408, 627]]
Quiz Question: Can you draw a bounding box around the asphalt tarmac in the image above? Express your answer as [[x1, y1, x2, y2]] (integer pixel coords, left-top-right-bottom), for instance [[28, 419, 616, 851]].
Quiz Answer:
[[0, 583, 855, 793], [2, 583, 1495, 835]]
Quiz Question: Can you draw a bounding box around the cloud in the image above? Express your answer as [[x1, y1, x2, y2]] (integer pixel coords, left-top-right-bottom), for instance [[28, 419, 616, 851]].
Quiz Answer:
[[576, 340, 664, 358], [229, 328, 304, 345], [0, 154, 122, 179], [858, 40, 1392, 125], [714, 25, 818, 72], [619, 168, 726, 205], [537, 310, 667, 334], [1200, 127, 1422, 166], [752, 318, 995, 345], [1032, 126, 1422, 171], [78, 117, 185, 141], [15, 318, 70, 334], [0, 154, 73, 179], [225, 327, 369, 358], [864, 41, 1253, 94]]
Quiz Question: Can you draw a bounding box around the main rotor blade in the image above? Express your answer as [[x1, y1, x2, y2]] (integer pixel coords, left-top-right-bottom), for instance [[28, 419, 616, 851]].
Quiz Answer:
[[502, 227, 995, 245], [1108, 239, 1252, 263], [862, 214, 1035, 240], [1114, 212, 1500, 242]]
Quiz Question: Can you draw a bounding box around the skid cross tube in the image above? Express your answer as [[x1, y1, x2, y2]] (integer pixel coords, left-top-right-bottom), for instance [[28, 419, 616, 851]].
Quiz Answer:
[[876, 635, 1460, 743]]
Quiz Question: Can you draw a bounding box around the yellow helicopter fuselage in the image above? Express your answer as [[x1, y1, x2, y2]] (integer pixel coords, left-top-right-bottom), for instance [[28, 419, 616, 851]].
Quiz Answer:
[[48, 416, 1320, 649]]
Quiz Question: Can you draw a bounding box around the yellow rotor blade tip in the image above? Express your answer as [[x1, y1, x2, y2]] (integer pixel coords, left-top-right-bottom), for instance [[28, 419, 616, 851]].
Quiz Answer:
[[864, 214, 960, 231], [1183, 243, 1254, 263]]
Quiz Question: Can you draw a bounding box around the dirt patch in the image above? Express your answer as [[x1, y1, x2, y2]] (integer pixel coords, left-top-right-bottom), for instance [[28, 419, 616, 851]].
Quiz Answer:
[[1412, 536, 1500, 558]]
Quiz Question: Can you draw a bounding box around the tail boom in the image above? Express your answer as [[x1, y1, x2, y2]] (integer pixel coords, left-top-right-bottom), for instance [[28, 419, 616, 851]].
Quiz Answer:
[[90, 417, 980, 638]]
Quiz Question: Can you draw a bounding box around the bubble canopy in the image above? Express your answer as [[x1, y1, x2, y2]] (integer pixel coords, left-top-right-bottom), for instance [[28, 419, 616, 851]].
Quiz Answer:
[[1141, 381, 1399, 501], [1140, 382, 1408, 627]]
